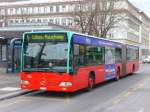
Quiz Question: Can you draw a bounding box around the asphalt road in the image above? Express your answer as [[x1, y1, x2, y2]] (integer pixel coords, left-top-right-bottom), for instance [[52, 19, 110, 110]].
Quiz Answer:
[[0, 64, 150, 112]]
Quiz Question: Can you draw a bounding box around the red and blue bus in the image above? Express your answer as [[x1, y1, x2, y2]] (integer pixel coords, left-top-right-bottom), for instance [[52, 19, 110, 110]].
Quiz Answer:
[[20, 31, 139, 92]]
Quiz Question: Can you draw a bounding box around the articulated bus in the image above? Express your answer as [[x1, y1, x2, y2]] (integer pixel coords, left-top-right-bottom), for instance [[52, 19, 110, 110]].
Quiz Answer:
[[20, 31, 139, 92]]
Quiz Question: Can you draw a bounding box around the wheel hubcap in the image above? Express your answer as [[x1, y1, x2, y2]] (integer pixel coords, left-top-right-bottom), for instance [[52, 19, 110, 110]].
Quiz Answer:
[[89, 78, 94, 88]]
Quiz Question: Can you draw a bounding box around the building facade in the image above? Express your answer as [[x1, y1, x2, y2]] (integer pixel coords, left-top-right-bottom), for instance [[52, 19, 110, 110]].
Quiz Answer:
[[0, 0, 150, 60]]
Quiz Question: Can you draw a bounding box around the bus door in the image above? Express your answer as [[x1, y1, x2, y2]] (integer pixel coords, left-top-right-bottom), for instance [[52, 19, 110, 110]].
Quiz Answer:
[[13, 44, 22, 72], [105, 47, 116, 80], [7, 38, 22, 73]]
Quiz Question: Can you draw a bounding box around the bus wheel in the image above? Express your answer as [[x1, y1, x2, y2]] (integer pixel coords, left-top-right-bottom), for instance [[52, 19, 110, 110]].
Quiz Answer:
[[87, 75, 95, 91], [115, 68, 120, 81], [133, 65, 135, 72], [132, 65, 135, 75]]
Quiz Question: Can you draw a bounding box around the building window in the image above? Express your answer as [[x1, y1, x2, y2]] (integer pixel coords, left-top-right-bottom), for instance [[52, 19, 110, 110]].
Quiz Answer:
[[8, 8, 13, 15], [34, 7, 38, 13], [0, 8, 5, 15], [16, 8, 21, 14], [15, 20, 19, 23], [26, 19, 30, 23], [128, 19, 139, 32], [22, 8, 25, 14], [22, 8, 28, 14], [0, 9, 2, 15], [62, 5, 66, 12], [39, 7, 44, 13], [9, 8, 16, 15], [37, 19, 41, 23], [43, 19, 48, 23], [28, 7, 33, 14], [55, 18, 60, 25], [49, 19, 54, 24], [50, 6, 53, 12], [62, 18, 67, 26], [26, 7, 29, 14], [20, 19, 26, 23], [31, 19, 36, 23], [68, 18, 73, 26], [56, 5, 60, 12], [9, 20, 13, 23], [44, 6, 48, 13], [127, 32, 139, 42], [38, 7, 40, 13]]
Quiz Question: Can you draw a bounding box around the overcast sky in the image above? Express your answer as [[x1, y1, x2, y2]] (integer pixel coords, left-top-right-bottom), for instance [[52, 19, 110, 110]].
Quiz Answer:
[[129, 0, 150, 17]]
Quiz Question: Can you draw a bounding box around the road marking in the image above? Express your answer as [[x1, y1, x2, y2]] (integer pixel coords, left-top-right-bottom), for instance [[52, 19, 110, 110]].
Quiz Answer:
[[138, 108, 145, 112], [0, 99, 25, 109], [113, 99, 121, 104], [132, 87, 138, 91], [106, 106, 113, 111], [138, 82, 146, 87], [0, 87, 20, 91], [123, 91, 131, 97]]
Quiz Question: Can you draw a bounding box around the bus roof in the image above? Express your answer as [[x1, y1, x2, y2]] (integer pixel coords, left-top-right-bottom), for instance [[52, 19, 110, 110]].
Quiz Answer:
[[23, 30, 139, 49]]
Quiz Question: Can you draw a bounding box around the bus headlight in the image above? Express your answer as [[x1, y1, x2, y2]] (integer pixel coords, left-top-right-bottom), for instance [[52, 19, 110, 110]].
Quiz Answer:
[[59, 82, 72, 87], [21, 80, 29, 85]]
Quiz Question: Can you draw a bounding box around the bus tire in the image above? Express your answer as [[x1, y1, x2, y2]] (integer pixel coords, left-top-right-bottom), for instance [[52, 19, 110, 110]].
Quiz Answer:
[[87, 74, 95, 91], [115, 68, 120, 81], [133, 65, 135, 72], [132, 65, 135, 75]]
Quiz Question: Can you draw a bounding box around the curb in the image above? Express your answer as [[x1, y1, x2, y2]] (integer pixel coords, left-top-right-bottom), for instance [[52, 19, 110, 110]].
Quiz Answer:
[[0, 90, 34, 101]]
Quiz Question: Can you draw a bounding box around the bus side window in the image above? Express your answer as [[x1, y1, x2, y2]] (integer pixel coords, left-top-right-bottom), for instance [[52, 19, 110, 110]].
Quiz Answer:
[[74, 44, 105, 66], [105, 47, 115, 64], [127, 48, 139, 60], [86, 46, 104, 65], [115, 48, 122, 63], [74, 44, 86, 66]]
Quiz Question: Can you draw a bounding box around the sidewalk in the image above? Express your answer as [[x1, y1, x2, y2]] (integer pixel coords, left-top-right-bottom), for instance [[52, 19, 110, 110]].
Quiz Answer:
[[0, 73, 32, 100]]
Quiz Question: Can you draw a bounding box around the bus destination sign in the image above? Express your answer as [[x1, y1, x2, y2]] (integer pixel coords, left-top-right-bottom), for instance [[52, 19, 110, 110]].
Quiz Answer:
[[26, 33, 67, 42]]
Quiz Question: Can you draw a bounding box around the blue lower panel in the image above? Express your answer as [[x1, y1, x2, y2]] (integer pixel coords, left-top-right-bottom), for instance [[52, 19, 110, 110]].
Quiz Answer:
[[105, 64, 116, 80]]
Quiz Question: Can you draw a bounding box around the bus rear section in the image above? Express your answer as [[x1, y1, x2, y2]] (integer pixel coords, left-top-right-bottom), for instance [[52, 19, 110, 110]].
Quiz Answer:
[[126, 45, 139, 75]]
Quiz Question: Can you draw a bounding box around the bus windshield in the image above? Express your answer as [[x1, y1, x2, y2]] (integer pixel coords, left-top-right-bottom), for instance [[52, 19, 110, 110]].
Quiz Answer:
[[23, 33, 68, 73]]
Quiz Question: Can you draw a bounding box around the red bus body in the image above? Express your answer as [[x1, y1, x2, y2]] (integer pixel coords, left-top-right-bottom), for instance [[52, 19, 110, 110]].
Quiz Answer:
[[20, 63, 139, 92], [126, 60, 139, 75]]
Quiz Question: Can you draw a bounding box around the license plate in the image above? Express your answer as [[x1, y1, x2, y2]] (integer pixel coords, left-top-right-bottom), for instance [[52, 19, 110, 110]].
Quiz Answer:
[[40, 87, 46, 90]]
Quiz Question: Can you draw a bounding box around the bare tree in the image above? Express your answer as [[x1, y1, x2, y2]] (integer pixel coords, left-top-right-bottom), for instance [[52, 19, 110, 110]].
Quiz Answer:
[[73, 0, 96, 34], [73, 0, 125, 38]]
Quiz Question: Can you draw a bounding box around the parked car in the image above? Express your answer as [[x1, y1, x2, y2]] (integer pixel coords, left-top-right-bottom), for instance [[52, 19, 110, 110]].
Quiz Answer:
[[143, 55, 150, 63]]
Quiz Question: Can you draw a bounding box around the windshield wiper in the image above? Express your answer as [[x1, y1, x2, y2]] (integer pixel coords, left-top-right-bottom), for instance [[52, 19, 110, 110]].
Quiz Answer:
[[36, 42, 47, 65]]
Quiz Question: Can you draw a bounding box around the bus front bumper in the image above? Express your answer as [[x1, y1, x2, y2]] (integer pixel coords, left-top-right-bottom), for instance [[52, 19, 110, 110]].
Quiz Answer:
[[21, 82, 75, 92]]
